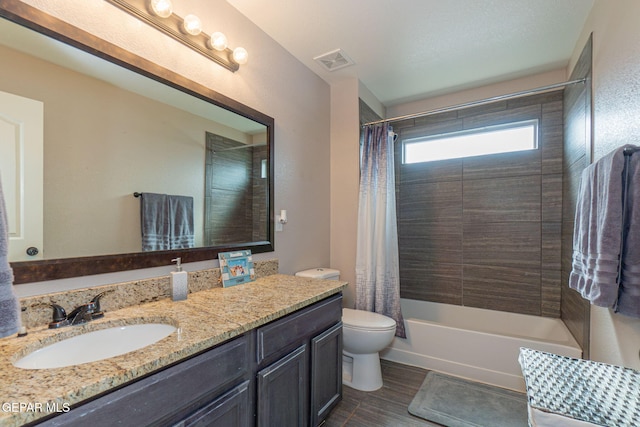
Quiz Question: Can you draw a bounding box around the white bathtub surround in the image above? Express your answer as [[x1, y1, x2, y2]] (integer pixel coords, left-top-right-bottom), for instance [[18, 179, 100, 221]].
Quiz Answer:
[[381, 299, 582, 392], [356, 123, 405, 338]]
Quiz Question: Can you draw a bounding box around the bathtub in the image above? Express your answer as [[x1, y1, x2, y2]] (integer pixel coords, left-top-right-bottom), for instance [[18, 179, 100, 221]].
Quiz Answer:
[[380, 299, 582, 392]]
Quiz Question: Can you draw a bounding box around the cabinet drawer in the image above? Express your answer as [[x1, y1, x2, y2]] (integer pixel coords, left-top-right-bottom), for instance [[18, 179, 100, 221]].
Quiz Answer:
[[256, 293, 342, 365], [38, 334, 251, 427]]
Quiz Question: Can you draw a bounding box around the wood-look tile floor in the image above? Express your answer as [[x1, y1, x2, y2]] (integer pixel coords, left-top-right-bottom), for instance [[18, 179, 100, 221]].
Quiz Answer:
[[324, 360, 442, 427]]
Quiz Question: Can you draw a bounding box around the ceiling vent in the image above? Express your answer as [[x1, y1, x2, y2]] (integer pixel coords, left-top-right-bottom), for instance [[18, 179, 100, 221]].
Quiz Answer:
[[313, 49, 355, 72]]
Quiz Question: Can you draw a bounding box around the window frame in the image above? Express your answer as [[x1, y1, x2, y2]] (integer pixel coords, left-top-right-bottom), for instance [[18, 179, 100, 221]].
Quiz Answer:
[[401, 119, 539, 164]]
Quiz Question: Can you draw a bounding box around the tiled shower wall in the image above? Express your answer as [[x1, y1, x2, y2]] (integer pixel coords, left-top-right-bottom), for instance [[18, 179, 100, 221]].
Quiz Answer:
[[561, 35, 593, 356], [395, 91, 564, 317]]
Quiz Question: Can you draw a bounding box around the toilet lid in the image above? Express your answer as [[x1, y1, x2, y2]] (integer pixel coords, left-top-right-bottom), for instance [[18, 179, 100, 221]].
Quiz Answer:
[[342, 308, 397, 331]]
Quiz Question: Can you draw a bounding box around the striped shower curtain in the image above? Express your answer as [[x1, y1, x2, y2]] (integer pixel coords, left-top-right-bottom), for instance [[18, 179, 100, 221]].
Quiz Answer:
[[355, 123, 405, 338]]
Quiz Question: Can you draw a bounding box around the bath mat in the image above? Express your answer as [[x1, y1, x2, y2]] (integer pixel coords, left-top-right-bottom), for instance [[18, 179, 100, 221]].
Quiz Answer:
[[408, 372, 528, 427]]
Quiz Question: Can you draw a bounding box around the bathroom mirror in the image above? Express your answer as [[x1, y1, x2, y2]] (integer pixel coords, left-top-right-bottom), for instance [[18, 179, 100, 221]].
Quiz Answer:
[[0, 2, 274, 284]]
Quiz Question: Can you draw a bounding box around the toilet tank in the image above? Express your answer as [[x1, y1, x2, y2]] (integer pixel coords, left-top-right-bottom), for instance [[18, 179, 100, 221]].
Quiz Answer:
[[295, 268, 340, 280]]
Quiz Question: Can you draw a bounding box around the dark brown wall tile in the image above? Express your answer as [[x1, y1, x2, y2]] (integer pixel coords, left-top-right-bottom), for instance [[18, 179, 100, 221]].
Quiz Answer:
[[542, 221, 562, 271], [542, 174, 563, 222], [560, 35, 592, 356], [542, 269, 561, 317], [463, 175, 541, 223], [562, 155, 587, 220], [507, 91, 563, 109], [462, 148, 541, 180], [400, 159, 462, 184], [463, 222, 541, 269], [463, 265, 541, 315], [399, 226, 462, 264], [541, 101, 564, 174], [462, 104, 540, 130], [399, 180, 462, 222], [414, 110, 459, 126], [400, 262, 462, 305]]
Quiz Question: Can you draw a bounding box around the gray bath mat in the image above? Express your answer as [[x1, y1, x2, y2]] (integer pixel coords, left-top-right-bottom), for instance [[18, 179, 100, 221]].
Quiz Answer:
[[408, 372, 528, 427]]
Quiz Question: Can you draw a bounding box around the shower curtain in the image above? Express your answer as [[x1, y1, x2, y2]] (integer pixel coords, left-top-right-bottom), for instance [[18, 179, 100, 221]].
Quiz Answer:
[[355, 123, 405, 338]]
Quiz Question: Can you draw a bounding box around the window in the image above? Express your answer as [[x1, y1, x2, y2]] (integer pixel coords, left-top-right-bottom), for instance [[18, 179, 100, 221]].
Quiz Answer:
[[402, 120, 538, 164]]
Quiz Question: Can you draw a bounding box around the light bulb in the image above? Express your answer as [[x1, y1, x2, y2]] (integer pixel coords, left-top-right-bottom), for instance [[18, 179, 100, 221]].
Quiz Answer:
[[209, 32, 228, 51], [149, 0, 173, 18], [182, 14, 202, 36], [232, 47, 248, 65]]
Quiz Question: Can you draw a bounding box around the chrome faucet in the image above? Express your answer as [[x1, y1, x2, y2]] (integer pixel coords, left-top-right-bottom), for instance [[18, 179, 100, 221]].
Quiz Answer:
[[47, 290, 114, 329]]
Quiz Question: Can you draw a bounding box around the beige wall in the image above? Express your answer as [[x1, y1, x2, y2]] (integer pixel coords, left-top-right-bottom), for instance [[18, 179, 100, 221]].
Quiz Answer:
[[329, 78, 360, 307], [15, 0, 331, 290], [568, 0, 640, 369]]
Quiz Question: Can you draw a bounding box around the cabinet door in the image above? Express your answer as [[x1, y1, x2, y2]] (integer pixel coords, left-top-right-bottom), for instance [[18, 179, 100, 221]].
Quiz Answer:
[[310, 322, 343, 426], [256, 345, 308, 427], [177, 380, 251, 427]]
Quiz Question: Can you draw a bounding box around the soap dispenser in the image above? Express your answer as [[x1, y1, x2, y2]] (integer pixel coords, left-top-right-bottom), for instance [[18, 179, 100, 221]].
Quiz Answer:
[[171, 257, 188, 301]]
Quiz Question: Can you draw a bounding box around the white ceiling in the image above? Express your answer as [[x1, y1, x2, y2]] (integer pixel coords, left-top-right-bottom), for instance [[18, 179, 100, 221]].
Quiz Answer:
[[227, 0, 594, 107]]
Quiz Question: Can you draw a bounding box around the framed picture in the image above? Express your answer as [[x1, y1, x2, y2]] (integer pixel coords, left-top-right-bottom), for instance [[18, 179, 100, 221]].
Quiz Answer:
[[218, 250, 255, 287]]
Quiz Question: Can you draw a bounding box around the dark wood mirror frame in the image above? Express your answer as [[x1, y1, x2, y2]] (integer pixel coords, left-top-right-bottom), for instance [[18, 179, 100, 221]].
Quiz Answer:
[[1, 0, 275, 284]]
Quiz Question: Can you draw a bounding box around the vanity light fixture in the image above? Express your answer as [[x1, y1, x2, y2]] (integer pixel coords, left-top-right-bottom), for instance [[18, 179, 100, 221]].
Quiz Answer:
[[106, 0, 247, 71], [232, 47, 249, 65], [209, 32, 228, 51], [182, 14, 202, 36], [149, 0, 172, 18]]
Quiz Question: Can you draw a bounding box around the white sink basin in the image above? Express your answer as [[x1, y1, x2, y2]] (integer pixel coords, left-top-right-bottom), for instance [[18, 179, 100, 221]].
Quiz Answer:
[[14, 323, 177, 370]]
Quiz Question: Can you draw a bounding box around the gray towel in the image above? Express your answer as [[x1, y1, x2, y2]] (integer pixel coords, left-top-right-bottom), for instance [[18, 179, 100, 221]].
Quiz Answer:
[[167, 195, 195, 249], [0, 175, 21, 338], [617, 150, 640, 317], [140, 193, 194, 251], [569, 146, 628, 307]]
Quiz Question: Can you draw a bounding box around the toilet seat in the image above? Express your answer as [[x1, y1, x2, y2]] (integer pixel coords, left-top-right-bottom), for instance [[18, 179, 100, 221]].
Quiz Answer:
[[342, 308, 396, 332]]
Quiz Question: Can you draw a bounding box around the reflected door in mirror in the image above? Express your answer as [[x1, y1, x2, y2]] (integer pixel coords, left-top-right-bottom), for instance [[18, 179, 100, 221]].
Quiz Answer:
[[0, 90, 43, 261]]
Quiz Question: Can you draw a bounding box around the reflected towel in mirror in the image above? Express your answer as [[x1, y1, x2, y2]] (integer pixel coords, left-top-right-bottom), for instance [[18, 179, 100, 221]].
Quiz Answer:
[[140, 192, 195, 251]]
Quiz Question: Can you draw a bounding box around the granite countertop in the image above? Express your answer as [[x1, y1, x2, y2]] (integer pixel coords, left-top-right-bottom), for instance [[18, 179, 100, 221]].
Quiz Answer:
[[0, 274, 346, 426]]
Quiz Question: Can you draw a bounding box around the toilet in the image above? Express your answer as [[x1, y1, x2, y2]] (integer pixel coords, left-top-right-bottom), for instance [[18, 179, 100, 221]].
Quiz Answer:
[[295, 268, 397, 392]]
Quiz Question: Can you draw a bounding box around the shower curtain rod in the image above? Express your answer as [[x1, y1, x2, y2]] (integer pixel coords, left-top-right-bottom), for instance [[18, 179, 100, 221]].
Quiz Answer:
[[362, 78, 587, 127]]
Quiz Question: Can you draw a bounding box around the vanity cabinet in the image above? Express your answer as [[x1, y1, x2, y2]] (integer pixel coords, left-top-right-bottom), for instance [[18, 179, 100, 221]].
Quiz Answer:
[[34, 293, 342, 427], [36, 333, 253, 427], [255, 293, 343, 427]]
